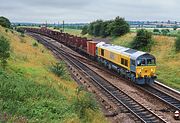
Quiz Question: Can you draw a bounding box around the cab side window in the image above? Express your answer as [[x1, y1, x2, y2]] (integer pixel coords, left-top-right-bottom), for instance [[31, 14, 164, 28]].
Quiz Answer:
[[121, 58, 124, 65], [101, 49, 104, 56], [121, 58, 128, 67]]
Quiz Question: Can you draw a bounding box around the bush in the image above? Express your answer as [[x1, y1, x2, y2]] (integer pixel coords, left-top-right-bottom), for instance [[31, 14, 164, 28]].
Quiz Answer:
[[131, 29, 153, 51], [5, 29, 8, 33], [16, 28, 25, 34], [0, 17, 11, 28], [50, 61, 71, 80], [33, 42, 38, 47], [73, 86, 98, 118], [153, 29, 160, 33], [175, 35, 180, 52], [161, 29, 170, 35], [0, 36, 10, 68]]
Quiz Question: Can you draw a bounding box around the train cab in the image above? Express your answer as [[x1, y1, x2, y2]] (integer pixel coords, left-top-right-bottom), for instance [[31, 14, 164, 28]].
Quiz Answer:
[[134, 53, 157, 84]]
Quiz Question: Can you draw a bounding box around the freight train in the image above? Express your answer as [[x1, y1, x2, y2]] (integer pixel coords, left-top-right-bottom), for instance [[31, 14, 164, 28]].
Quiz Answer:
[[24, 27, 157, 85]]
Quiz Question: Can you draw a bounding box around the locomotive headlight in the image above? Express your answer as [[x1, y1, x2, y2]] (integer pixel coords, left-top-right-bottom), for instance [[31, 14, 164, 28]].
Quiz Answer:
[[138, 72, 141, 77]]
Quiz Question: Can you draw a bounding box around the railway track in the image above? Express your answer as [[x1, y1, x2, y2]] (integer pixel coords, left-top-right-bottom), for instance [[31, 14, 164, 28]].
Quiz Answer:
[[59, 45, 180, 111], [141, 85, 180, 111], [29, 33, 167, 123]]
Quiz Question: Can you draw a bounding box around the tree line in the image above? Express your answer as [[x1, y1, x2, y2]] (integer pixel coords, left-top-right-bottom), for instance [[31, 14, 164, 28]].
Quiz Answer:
[[81, 16, 130, 37]]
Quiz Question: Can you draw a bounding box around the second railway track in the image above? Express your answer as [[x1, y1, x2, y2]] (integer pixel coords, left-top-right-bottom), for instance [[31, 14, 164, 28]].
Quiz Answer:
[[29, 33, 168, 123]]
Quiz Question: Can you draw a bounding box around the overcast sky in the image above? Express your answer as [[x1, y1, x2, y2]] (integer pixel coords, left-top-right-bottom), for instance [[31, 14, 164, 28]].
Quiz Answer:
[[0, 0, 179, 23]]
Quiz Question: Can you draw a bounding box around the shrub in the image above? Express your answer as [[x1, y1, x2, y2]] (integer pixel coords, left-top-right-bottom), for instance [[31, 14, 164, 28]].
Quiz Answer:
[[0, 36, 10, 68], [16, 28, 25, 34], [161, 29, 170, 35], [50, 61, 71, 80], [33, 42, 38, 47], [81, 25, 88, 35], [73, 86, 98, 118], [153, 29, 160, 33], [175, 35, 180, 52], [5, 29, 8, 33], [0, 16, 11, 28], [131, 29, 153, 51]]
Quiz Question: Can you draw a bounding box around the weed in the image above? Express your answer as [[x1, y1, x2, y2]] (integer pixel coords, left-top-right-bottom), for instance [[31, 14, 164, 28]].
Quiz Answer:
[[50, 61, 71, 80], [73, 86, 99, 119], [33, 42, 38, 47], [5, 29, 8, 33]]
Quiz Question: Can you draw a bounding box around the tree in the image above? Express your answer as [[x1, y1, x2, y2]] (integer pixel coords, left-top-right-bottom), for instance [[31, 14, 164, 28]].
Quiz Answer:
[[153, 29, 160, 33], [92, 20, 103, 36], [161, 29, 170, 35], [100, 20, 112, 37], [0, 36, 10, 68], [131, 29, 153, 51], [175, 35, 180, 52], [173, 25, 178, 30], [86, 17, 129, 37], [81, 25, 88, 35], [0, 17, 11, 28], [108, 16, 130, 36]]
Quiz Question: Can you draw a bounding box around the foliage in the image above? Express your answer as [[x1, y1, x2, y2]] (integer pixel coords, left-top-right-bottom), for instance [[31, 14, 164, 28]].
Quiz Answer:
[[16, 28, 25, 37], [32, 42, 38, 47], [50, 61, 71, 80], [81, 25, 88, 35], [153, 29, 160, 33], [175, 34, 180, 52], [108, 16, 130, 36], [0, 69, 75, 122], [0, 36, 10, 68], [84, 16, 129, 37], [100, 20, 112, 37], [173, 25, 178, 30], [0, 17, 11, 28], [73, 86, 99, 118], [130, 29, 153, 51], [161, 29, 170, 35], [16, 28, 25, 34], [88, 20, 103, 36]]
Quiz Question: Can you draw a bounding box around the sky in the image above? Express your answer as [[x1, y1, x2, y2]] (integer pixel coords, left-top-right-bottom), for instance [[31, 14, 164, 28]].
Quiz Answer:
[[0, 0, 179, 23]]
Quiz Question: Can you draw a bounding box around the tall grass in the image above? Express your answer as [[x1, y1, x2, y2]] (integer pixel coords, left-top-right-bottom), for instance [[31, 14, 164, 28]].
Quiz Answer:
[[0, 25, 107, 122]]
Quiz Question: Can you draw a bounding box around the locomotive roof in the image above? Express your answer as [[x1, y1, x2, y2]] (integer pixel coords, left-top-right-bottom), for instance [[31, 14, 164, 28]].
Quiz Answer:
[[96, 42, 148, 60]]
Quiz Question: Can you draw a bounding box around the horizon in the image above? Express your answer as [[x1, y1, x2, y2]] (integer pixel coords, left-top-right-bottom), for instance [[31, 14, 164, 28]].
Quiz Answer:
[[0, 0, 179, 23]]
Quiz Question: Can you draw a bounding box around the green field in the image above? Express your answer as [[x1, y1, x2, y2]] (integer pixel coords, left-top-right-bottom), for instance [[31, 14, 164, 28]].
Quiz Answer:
[[0, 26, 107, 122], [63, 28, 180, 91], [131, 28, 180, 37]]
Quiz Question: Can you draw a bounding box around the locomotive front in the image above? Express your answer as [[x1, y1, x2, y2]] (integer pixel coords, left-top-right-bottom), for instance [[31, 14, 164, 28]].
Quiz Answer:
[[133, 53, 157, 84]]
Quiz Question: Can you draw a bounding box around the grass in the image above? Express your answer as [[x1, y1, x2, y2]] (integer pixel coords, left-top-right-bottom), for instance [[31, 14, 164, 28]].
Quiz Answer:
[[50, 27, 93, 39], [131, 28, 180, 37], [0, 26, 107, 123]]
